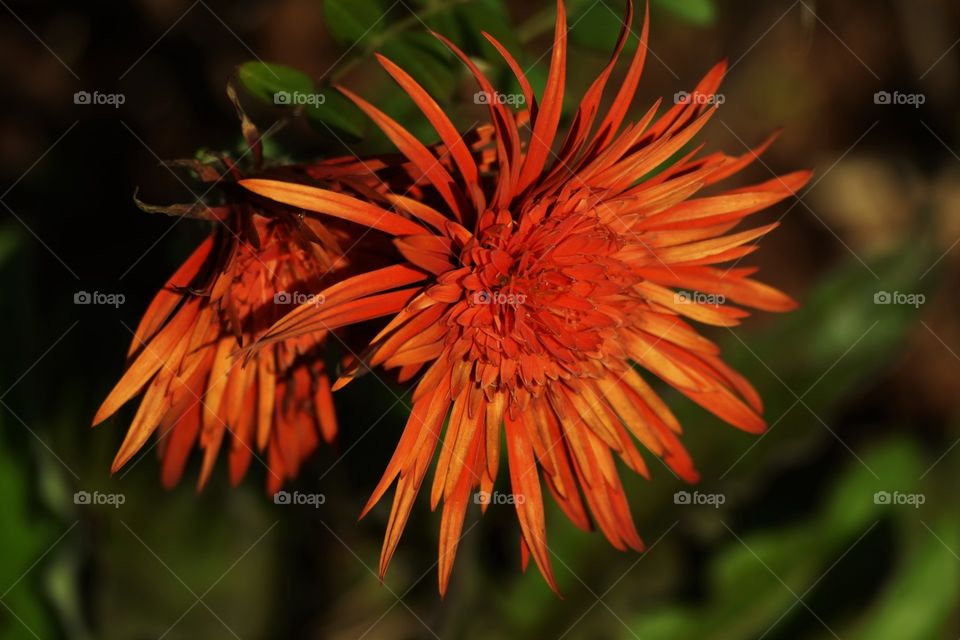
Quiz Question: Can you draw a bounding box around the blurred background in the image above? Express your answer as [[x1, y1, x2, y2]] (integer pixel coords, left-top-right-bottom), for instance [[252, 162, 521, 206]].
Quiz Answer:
[[1, 0, 958, 638]]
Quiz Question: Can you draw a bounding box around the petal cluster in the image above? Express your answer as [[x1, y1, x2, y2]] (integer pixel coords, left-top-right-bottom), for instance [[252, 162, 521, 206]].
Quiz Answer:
[[93, 150, 414, 491], [94, 215, 343, 490]]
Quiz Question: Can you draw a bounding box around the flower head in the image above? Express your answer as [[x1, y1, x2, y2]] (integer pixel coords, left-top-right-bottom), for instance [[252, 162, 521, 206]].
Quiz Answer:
[[94, 214, 342, 493], [241, 0, 810, 593], [93, 117, 415, 492]]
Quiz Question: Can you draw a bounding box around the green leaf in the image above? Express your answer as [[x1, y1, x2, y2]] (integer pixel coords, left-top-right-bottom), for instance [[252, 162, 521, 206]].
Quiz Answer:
[[323, 0, 390, 46], [570, 2, 640, 54], [820, 437, 924, 542], [653, 0, 716, 26], [0, 441, 58, 640], [237, 62, 366, 140], [304, 88, 367, 140], [237, 62, 313, 105], [854, 514, 959, 640], [380, 32, 457, 100], [454, 0, 520, 58], [420, 2, 465, 49]]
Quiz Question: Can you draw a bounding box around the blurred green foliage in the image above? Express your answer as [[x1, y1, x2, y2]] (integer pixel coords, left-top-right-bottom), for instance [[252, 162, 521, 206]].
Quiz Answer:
[[2, 0, 958, 638], [0, 442, 58, 640]]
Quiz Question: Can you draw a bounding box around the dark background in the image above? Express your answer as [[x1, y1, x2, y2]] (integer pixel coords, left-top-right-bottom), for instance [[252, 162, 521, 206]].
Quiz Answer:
[[1, 0, 958, 638]]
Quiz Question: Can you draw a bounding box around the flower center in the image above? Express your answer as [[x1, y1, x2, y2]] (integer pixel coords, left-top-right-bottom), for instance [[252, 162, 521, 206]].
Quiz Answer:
[[450, 209, 633, 397]]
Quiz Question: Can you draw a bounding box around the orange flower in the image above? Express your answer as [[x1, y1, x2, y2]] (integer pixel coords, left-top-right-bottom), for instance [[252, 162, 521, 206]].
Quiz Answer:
[[241, 0, 810, 593], [92, 143, 413, 492], [93, 218, 339, 493]]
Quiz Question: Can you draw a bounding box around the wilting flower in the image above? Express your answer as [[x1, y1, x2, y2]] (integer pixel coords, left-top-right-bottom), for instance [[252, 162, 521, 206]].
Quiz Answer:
[[92, 110, 415, 492], [93, 205, 347, 493], [241, 0, 810, 593]]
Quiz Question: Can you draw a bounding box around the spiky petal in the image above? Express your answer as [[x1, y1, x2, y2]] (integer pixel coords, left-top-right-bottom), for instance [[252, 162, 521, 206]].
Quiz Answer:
[[242, 0, 809, 593]]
